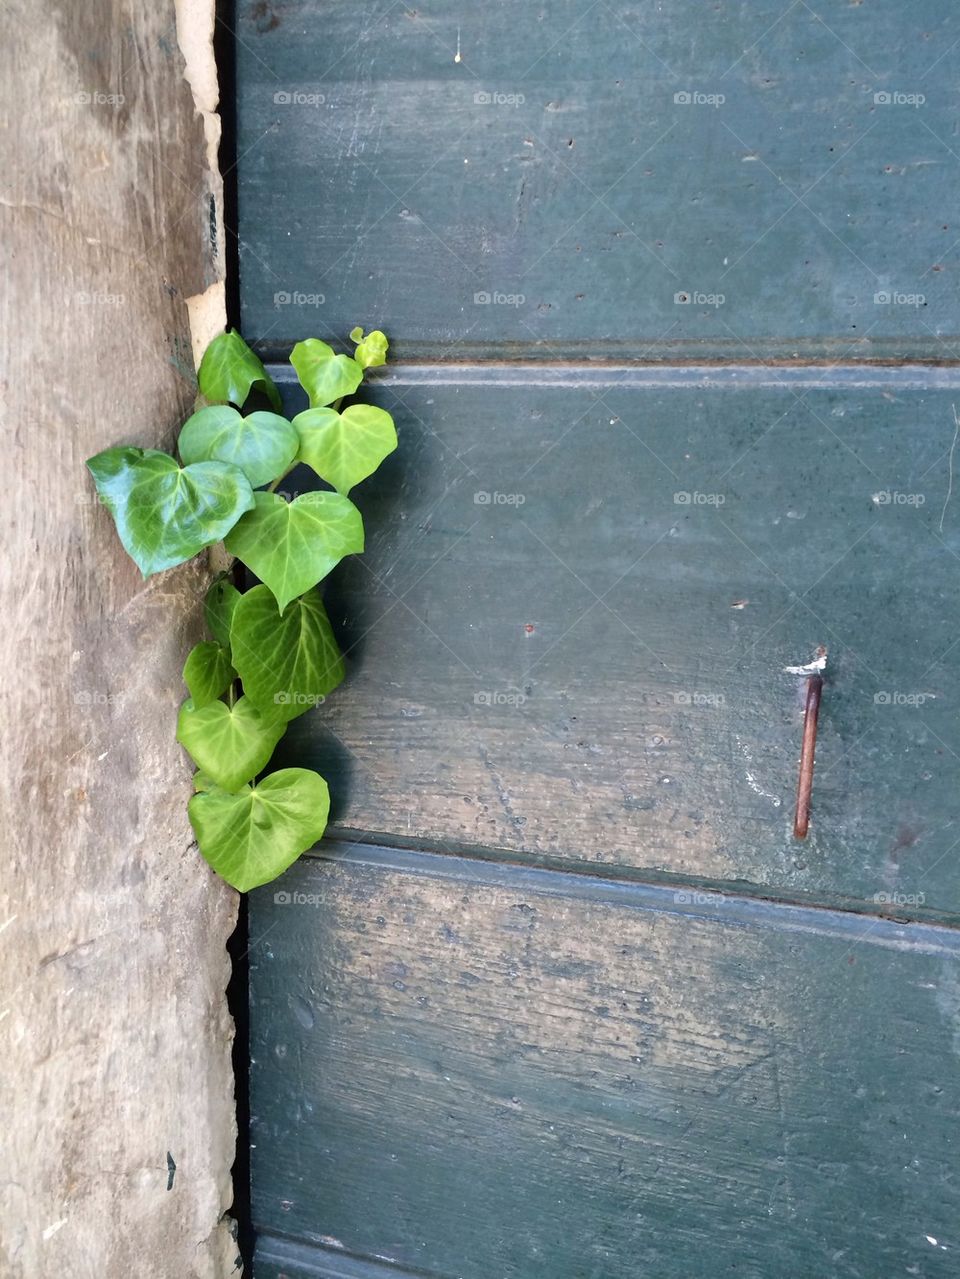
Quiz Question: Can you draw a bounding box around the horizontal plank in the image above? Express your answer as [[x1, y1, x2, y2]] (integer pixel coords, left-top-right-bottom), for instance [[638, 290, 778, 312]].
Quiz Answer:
[[236, 0, 960, 359], [249, 848, 960, 1279], [265, 370, 960, 915], [303, 842, 960, 954]]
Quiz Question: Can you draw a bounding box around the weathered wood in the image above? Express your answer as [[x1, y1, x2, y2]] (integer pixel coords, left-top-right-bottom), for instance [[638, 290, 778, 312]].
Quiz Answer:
[[0, 3, 236, 1275], [235, 0, 960, 362], [266, 366, 960, 917], [250, 846, 960, 1279]]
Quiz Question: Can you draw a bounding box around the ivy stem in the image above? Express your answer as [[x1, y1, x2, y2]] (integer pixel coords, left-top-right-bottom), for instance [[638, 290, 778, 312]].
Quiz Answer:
[[266, 396, 346, 493]]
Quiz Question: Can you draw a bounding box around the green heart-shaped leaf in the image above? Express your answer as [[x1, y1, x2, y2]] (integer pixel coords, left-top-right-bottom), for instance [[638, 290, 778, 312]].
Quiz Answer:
[[176, 696, 285, 792], [230, 584, 345, 722], [204, 576, 242, 651], [178, 406, 299, 489], [224, 491, 364, 613], [290, 338, 363, 407], [198, 329, 281, 411], [86, 447, 255, 577], [182, 641, 236, 708], [350, 327, 389, 370], [293, 403, 397, 494], [188, 767, 330, 891]]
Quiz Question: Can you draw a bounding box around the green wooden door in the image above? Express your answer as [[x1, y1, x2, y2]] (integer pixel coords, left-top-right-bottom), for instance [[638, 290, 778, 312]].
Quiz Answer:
[[236, 4, 960, 1275]]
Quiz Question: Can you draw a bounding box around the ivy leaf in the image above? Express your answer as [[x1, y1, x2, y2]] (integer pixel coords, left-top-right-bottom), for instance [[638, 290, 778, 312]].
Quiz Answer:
[[187, 767, 330, 891], [86, 447, 255, 577], [178, 406, 299, 489], [183, 641, 236, 709], [293, 404, 397, 494], [176, 696, 285, 792], [204, 576, 242, 651], [230, 584, 345, 722], [198, 329, 282, 412], [224, 491, 364, 613], [290, 338, 363, 407], [350, 327, 389, 370]]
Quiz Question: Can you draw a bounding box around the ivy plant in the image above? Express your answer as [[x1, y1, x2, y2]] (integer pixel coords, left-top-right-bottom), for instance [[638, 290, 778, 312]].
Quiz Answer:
[[86, 327, 394, 892]]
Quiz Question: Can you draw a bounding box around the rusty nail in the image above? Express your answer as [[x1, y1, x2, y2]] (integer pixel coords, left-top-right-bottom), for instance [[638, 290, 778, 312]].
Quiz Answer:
[[794, 673, 823, 839]]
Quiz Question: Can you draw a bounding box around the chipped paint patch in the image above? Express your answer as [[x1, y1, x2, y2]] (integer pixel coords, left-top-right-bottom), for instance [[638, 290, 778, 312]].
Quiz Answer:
[[736, 736, 782, 808], [784, 647, 828, 676]]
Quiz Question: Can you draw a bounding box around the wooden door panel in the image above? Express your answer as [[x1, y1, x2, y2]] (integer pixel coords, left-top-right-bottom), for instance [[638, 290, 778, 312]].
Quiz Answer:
[[267, 368, 960, 915], [235, 4, 960, 1274], [249, 847, 960, 1279], [236, 0, 960, 361]]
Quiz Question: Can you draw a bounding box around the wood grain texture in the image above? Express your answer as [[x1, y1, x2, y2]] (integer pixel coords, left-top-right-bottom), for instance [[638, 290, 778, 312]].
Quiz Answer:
[[265, 367, 960, 917], [0, 3, 236, 1276], [235, 0, 960, 361], [249, 846, 960, 1279]]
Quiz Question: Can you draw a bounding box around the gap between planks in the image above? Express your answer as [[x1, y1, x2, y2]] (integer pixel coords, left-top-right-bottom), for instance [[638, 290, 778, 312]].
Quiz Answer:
[[256, 1231, 445, 1279], [265, 361, 960, 392]]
